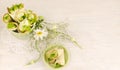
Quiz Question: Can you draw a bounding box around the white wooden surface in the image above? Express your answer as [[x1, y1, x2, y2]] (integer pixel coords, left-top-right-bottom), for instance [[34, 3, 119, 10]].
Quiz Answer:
[[0, 0, 120, 70]]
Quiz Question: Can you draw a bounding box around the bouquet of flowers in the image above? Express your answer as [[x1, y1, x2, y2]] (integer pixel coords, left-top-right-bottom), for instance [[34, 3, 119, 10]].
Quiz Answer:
[[3, 3, 81, 69]]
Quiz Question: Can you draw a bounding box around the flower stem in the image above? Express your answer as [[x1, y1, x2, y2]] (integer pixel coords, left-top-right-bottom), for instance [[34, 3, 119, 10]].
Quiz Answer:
[[26, 40, 42, 65], [26, 54, 41, 65], [58, 32, 82, 49], [35, 40, 41, 52]]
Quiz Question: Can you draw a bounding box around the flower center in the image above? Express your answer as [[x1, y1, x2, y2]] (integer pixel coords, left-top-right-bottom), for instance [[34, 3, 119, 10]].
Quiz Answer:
[[37, 32, 42, 35]]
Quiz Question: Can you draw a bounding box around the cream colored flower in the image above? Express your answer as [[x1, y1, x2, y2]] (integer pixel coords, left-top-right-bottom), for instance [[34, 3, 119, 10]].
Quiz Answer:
[[34, 29, 48, 40]]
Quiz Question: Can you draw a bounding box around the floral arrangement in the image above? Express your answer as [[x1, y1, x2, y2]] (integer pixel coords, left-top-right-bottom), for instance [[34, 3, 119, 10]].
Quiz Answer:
[[3, 3, 81, 69]]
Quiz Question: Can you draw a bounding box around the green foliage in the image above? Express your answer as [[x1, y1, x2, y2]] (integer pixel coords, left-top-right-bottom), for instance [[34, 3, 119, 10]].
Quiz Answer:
[[33, 16, 44, 29]]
